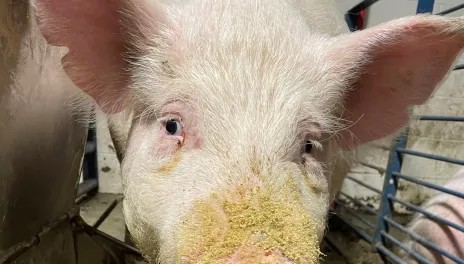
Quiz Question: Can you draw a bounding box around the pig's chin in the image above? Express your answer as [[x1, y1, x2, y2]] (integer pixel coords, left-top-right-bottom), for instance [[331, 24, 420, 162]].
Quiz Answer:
[[173, 179, 324, 264]]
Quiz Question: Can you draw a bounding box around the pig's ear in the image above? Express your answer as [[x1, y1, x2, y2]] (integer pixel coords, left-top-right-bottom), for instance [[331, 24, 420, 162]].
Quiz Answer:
[[329, 15, 464, 149], [32, 0, 166, 113]]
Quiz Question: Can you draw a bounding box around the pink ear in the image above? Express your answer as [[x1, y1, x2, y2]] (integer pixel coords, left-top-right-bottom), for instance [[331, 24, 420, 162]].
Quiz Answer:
[[331, 15, 464, 149], [32, 0, 164, 113]]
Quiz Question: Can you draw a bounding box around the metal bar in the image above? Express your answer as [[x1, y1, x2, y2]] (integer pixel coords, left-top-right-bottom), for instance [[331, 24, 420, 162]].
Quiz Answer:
[[333, 213, 373, 243], [344, 0, 380, 32], [345, 13, 357, 32], [358, 161, 387, 174], [335, 199, 376, 229], [93, 198, 121, 229], [77, 178, 98, 198], [380, 231, 432, 264], [396, 148, 464, 166], [347, 0, 380, 14], [455, 64, 464, 71], [384, 217, 464, 264], [346, 176, 382, 194], [388, 194, 464, 233], [373, 134, 408, 250], [418, 116, 464, 122], [338, 191, 378, 215], [375, 243, 408, 264], [436, 4, 464, 16], [75, 193, 92, 205], [393, 172, 464, 200], [416, 0, 435, 14], [79, 219, 142, 257]]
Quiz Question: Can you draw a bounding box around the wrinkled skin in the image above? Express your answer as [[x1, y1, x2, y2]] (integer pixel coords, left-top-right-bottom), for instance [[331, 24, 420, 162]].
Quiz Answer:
[[400, 167, 464, 264], [31, 0, 464, 263]]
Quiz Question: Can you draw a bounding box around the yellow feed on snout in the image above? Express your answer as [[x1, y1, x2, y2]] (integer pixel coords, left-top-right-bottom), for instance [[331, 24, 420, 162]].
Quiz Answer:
[[176, 178, 322, 264]]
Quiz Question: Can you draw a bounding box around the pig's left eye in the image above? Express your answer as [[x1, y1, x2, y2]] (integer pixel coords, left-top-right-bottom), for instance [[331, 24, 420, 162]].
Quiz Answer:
[[165, 119, 183, 136]]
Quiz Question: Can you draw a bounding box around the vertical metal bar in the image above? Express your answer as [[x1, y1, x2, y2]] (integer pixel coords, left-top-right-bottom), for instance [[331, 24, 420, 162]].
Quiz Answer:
[[344, 0, 380, 32], [416, 0, 435, 14], [345, 13, 357, 32], [372, 134, 408, 251]]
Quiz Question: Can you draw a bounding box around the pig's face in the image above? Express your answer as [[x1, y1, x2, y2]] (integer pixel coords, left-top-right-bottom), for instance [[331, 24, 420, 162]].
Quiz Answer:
[[32, 0, 464, 263], [120, 27, 350, 262]]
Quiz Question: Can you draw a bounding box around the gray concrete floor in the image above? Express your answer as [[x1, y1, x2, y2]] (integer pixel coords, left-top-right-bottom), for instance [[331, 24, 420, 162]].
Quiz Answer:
[[79, 193, 126, 241]]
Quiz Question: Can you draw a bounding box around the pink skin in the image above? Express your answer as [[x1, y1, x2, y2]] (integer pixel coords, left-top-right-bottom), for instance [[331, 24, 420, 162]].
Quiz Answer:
[[401, 168, 464, 264]]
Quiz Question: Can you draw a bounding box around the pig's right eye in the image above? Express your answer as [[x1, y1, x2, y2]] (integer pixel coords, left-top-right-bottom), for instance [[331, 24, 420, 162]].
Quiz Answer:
[[165, 119, 183, 136]]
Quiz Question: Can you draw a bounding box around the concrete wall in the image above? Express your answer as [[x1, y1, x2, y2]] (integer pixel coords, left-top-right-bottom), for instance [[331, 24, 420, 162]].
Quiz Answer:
[[339, 0, 464, 213]]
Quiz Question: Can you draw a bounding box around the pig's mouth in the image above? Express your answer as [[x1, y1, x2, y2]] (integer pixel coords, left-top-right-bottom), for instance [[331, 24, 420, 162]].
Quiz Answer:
[[175, 179, 322, 264]]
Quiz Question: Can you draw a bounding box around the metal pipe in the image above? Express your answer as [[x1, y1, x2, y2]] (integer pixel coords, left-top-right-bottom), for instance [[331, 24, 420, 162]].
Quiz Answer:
[[416, 0, 435, 14], [384, 217, 464, 264], [395, 148, 464, 166], [338, 191, 378, 215], [334, 199, 376, 229], [76, 179, 98, 198], [92, 198, 121, 229], [80, 220, 142, 257], [375, 243, 408, 264], [418, 116, 464, 122], [455, 64, 464, 71], [380, 231, 432, 264], [347, 0, 380, 14], [358, 161, 387, 174], [75, 193, 92, 205], [436, 4, 464, 16], [346, 176, 382, 194], [393, 172, 464, 200], [389, 194, 464, 233]]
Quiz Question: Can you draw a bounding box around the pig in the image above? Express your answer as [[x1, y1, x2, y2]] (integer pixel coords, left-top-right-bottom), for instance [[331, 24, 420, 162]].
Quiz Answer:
[[31, 0, 464, 263], [399, 167, 464, 264]]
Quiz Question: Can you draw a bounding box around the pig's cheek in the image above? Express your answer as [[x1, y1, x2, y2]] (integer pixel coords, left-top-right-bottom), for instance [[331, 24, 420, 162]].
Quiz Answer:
[[184, 127, 202, 149]]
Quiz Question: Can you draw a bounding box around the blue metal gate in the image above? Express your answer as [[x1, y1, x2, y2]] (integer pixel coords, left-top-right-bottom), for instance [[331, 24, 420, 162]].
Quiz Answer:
[[332, 1, 464, 263]]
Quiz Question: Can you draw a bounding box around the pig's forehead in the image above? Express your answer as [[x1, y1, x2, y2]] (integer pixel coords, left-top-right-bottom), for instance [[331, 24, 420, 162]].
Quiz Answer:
[[174, 43, 342, 131], [135, 37, 343, 133]]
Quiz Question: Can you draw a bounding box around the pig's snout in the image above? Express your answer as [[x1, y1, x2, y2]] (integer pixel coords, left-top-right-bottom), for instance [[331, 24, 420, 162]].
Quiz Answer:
[[176, 180, 322, 264]]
